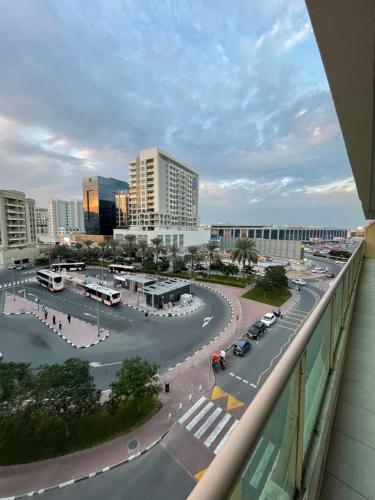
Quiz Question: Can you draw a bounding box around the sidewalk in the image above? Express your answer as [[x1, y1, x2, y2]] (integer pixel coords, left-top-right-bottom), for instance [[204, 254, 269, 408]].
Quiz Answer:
[[3, 294, 108, 348]]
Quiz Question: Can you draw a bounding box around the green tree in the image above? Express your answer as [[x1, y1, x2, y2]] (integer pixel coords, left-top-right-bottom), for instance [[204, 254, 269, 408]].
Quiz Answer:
[[0, 362, 33, 417], [222, 263, 239, 277], [33, 359, 100, 437], [264, 265, 288, 289], [137, 239, 149, 264], [205, 241, 219, 277], [123, 234, 138, 259], [257, 275, 274, 298], [150, 236, 164, 264], [173, 256, 187, 273], [231, 239, 259, 278], [110, 357, 161, 405], [168, 243, 179, 270], [184, 245, 201, 276]]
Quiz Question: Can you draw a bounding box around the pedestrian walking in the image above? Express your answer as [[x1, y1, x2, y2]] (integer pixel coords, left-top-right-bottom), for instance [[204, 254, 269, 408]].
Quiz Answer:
[[278, 308, 283, 319], [67, 313, 71, 324], [41, 304, 45, 313], [58, 320, 62, 331], [52, 315, 56, 325], [145, 311, 149, 320], [44, 310, 48, 320]]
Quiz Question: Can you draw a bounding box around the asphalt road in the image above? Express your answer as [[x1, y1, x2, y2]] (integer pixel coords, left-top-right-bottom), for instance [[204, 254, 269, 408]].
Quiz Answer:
[[41, 443, 194, 500], [0, 282, 231, 390]]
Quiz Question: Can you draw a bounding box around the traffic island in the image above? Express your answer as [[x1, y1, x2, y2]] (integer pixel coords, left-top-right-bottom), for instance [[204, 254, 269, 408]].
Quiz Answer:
[[3, 294, 109, 348]]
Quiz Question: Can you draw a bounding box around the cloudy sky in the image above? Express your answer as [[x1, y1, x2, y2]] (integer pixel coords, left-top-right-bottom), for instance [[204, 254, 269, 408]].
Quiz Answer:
[[0, 0, 366, 227]]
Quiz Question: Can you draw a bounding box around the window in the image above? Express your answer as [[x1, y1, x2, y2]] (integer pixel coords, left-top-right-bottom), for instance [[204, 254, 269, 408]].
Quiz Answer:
[[248, 229, 255, 238], [234, 229, 240, 238], [256, 229, 262, 239], [271, 229, 278, 240], [279, 230, 285, 240], [263, 229, 270, 239]]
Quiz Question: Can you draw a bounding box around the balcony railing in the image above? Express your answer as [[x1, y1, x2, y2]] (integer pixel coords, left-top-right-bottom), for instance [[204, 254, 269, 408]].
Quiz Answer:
[[189, 241, 364, 500]]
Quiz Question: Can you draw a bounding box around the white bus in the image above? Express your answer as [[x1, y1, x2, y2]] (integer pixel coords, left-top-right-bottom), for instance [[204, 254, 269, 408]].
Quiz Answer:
[[108, 264, 136, 274], [84, 283, 121, 306], [51, 262, 86, 272], [37, 270, 64, 292]]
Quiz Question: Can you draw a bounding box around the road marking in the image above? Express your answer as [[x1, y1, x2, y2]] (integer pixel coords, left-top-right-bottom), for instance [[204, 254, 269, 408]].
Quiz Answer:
[[235, 375, 241, 380], [279, 319, 300, 327], [250, 383, 257, 388], [89, 361, 122, 368], [186, 402, 214, 431], [229, 372, 235, 377], [211, 386, 228, 400], [204, 413, 231, 448], [214, 419, 239, 455], [243, 379, 249, 384], [83, 313, 96, 318], [202, 316, 213, 328], [282, 316, 301, 324], [194, 407, 223, 439], [293, 308, 309, 314], [278, 324, 296, 332], [178, 396, 206, 425], [194, 469, 207, 482], [227, 395, 244, 411]]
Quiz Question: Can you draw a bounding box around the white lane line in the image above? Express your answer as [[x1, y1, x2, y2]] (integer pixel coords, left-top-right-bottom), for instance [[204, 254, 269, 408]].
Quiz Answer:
[[243, 379, 249, 384], [194, 407, 223, 439], [287, 311, 306, 318], [293, 309, 309, 314], [229, 372, 235, 377], [282, 317, 301, 324], [250, 383, 257, 388], [186, 402, 214, 431], [204, 413, 232, 448], [279, 319, 300, 327], [214, 419, 239, 455], [178, 396, 206, 425], [278, 324, 297, 332], [236, 376, 242, 380]]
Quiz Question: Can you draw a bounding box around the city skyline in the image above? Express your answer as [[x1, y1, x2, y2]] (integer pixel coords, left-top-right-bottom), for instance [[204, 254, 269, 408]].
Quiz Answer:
[[0, 0, 366, 227]]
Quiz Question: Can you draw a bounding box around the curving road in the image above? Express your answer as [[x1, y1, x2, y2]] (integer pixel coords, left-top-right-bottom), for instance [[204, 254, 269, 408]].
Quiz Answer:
[[0, 281, 231, 390]]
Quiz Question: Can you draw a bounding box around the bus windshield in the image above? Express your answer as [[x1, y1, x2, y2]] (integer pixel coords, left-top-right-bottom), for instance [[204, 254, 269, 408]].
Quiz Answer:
[[54, 276, 63, 283]]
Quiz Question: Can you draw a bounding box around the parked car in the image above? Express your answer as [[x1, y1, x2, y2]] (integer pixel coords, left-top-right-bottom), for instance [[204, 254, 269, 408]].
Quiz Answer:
[[292, 278, 306, 286], [15, 264, 27, 270], [261, 313, 276, 327], [247, 321, 267, 340], [7, 265, 16, 270], [232, 339, 251, 356], [312, 267, 326, 273], [326, 272, 335, 278]]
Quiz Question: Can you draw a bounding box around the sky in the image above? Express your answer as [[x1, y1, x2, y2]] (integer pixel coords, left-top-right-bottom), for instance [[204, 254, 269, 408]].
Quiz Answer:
[[0, 0, 366, 227]]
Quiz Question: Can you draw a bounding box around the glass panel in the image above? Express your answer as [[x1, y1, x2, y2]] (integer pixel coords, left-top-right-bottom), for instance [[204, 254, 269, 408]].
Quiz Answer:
[[231, 368, 299, 499], [334, 282, 343, 349], [303, 306, 331, 457], [248, 229, 255, 238]]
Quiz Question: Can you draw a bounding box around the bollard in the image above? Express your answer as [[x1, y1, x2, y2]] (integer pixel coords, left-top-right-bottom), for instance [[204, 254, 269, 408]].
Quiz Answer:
[[189, 393, 192, 401], [199, 384, 202, 391], [178, 402, 183, 410]]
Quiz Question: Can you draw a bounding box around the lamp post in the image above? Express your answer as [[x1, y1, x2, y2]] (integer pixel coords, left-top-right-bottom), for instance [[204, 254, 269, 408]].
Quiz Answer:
[[11, 259, 15, 301], [96, 296, 100, 337], [28, 292, 39, 311]]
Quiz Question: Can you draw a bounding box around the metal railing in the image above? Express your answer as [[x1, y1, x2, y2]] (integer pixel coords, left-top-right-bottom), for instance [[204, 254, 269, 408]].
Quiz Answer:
[[188, 242, 364, 500]]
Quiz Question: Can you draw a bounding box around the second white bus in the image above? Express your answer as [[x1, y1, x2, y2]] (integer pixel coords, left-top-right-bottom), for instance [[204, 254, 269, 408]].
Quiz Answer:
[[108, 264, 136, 274], [37, 270, 64, 292], [51, 262, 86, 272], [84, 283, 121, 306]]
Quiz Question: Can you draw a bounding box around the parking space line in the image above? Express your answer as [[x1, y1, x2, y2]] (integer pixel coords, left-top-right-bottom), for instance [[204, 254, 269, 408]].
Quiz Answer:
[[279, 319, 300, 327], [278, 324, 296, 332], [293, 309, 309, 314]]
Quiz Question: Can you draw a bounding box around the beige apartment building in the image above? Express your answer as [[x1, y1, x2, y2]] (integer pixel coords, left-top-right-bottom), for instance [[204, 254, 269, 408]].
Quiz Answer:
[[115, 148, 209, 248], [0, 189, 39, 268], [128, 147, 199, 230]]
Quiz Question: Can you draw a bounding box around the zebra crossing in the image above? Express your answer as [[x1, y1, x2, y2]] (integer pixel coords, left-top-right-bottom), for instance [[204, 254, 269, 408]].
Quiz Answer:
[[277, 308, 308, 333], [0, 277, 36, 290], [178, 395, 239, 456]]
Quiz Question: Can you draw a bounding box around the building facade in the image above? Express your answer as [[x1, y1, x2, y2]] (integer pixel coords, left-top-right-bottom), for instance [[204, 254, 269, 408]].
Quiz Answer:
[[35, 207, 49, 236], [115, 190, 129, 228], [82, 176, 129, 235], [128, 147, 198, 230], [211, 224, 348, 260], [0, 189, 39, 268], [48, 199, 84, 239]]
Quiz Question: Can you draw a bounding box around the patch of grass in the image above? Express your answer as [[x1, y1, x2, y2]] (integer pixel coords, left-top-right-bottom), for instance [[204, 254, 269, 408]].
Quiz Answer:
[[242, 287, 292, 306], [0, 397, 160, 465], [196, 274, 250, 288]]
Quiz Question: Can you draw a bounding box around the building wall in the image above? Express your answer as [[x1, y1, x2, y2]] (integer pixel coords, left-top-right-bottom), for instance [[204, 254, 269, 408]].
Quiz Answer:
[[129, 148, 198, 230], [35, 207, 49, 235], [114, 227, 210, 249], [82, 176, 128, 235], [48, 199, 84, 238], [0, 246, 40, 269], [0, 190, 37, 250], [219, 236, 303, 260]]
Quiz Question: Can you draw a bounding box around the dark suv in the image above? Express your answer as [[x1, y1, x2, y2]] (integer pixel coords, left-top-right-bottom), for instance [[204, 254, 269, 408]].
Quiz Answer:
[[247, 321, 266, 340], [233, 339, 251, 356]]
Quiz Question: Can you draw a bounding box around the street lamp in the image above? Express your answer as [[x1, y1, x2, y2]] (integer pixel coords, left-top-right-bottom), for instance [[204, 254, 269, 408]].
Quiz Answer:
[[28, 292, 39, 311], [11, 258, 15, 301], [96, 297, 100, 337]]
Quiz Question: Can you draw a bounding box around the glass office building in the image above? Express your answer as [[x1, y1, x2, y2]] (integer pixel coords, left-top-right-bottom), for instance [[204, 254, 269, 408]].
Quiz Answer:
[[83, 176, 129, 235]]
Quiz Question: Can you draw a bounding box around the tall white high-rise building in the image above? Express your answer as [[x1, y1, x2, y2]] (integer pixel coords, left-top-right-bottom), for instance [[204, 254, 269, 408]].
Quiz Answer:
[[48, 199, 84, 238], [35, 207, 49, 236], [128, 147, 199, 230], [114, 148, 209, 248]]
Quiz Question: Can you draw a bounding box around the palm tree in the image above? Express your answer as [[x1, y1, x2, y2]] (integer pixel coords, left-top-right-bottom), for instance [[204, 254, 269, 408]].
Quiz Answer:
[[168, 243, 179, 270], [231, 238, 258, 278], [150, 236, 164, 264], [83, 239, 94, 249], [137, 239, 149, 264], [184, 245, 200, 276], [110, 238, 121, 260], [123, 234, 138, 259], [205, 241, 219, 277]]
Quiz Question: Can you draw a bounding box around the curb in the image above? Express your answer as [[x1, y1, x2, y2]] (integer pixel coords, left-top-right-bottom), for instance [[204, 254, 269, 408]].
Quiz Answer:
[[1, 430, 169, 499]]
